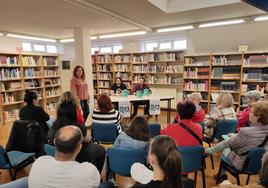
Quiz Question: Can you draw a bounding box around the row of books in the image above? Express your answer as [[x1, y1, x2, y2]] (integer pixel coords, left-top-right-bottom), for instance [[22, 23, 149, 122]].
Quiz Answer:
[[1, 93, 22, 103], [165, 76, 182, 85], [46, 88, 60, 97], [98, 64, 111, 71], [184, 81, 209, 91], [243, 70, 268, 81], [0, 68, 21, 80], [2, 109, 19, 122], [212, 67, 240, 78], [24, 69, 42, 77], [22, 57, 40, 66], [44, 70, 59, 77], [114, 65, 129, 72], [114, 55, 131, 63], [184, 67, 209, 78], [148, 52, 183, 62], [98, 73, 112, 79], [184, 58, 210, 66], [244, 55, 268, 65], [99, 81, 110, 87], [212, 56, 241, 65], [44, 78, 60, 86], [0, 82, 22, 91], [0, 56, 18, 66], [44, 57, 57, 66], [133, 65, 147, 73], [97, 55, 112, 64], [132, 55, 148, 63]]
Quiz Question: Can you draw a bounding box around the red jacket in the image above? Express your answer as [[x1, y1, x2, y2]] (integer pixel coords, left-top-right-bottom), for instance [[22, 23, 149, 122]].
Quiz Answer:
[[237, 106, 251, 132], [76, 108, 85, 125], [161, 119, 203, 146], [174, 108, 206, 123]]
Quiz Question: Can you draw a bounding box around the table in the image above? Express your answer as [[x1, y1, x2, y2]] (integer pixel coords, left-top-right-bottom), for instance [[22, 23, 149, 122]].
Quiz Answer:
[[110, 95, 175, 123]]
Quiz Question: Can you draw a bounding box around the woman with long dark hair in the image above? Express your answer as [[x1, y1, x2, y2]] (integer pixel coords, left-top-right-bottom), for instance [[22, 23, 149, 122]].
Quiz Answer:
[[70, 65, 90, 122], [130, 135, 194, 188]]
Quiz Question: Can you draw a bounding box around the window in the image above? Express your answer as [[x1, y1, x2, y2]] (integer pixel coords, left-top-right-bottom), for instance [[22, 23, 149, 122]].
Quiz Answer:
[[91, 47, 99, 54], [33, 44, 45, 52], [46, 45, 57, 53], [100, 47, 112, 54], [174, 40, 187, 49], [22, 42, 32, 52], [145, 42, 158, 52], [113, 45, 123, 53], [159, 42, 172, 50]]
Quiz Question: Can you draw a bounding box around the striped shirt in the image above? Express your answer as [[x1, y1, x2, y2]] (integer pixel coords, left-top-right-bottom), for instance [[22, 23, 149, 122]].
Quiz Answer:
[[206, 107, 237, 128], [92, 109, 122, 132]]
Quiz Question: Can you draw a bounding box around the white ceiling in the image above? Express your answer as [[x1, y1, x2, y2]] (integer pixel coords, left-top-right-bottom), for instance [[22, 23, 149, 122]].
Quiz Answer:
[[0, 0, 264, 39]]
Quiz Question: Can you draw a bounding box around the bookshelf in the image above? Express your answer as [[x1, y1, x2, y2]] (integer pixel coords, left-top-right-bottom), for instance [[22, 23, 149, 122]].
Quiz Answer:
[[91, 51, 185, 109], [0, 53, 61, 125]]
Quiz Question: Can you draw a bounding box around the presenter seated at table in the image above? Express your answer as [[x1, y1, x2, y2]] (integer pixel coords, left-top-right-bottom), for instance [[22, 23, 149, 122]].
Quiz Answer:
[[110, 77, 128, 96], [131, 77, 151, 118]]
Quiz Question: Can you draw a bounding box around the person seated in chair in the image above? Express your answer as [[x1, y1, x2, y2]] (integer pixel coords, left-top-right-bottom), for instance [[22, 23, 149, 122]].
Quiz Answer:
[[161, 101, 202, 146], [131, 77, 151, 118], [19, 89, 50, 134], [206, 101, 268, 180], [29, 126, 100, 188], [110, 77, 127, 96]]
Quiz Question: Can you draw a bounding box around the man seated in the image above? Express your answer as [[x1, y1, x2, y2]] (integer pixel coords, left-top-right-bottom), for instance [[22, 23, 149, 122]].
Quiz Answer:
[[29, 125, 100, 188]]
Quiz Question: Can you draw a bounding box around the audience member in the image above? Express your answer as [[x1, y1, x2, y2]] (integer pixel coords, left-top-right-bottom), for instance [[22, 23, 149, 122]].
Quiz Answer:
[[161, 101, 202, 146], [113, 116, 150, 151], [58, 91, 84, 124], [130, 135, 194, 188], [29, 126, 100, 188], [19, 89, 50, 134], [48, 101, 105, 173], [237, 90, 261, 132], [206, 101, 268, 180], [174, 92, 205, 123], [205, 92, 237, 138], [92, 94, 122, 133]]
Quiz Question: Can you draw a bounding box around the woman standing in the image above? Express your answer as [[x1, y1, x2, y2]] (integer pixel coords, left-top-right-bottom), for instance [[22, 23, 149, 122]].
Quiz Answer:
[[70, 65, 90, 122]]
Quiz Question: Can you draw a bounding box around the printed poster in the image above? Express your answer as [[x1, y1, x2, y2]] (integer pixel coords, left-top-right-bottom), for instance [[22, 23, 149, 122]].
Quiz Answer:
[[118, 101, 131, 117], [149, 99, 161, 115]]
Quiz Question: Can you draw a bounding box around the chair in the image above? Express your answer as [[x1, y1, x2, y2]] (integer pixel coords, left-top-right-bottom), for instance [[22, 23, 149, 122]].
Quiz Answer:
[[204, 120, 237, 169], [177, 146, 206, 188], [0, 145, 35, 180], [44, 144, 56, 157], [0, 177, 28, 188], [216, 147, 265, 185], [148, 123, 161, 137], [106, 148, 146, 180], [198, 122, 205, 133], [91, 123, 119, 144]]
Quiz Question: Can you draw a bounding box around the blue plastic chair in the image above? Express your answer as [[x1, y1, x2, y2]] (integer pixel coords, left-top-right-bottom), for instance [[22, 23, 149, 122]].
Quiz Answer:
[[217, 147, 265, 185], [92, 123, 119, 144], [149, 123, 161, 137], [0, 145, 35, 180], [44, 144, 56, 157], [177, 146, 206, 188], [204, 120, 237, 169], [0, 177, 28, 188], [106, 148, 147, 180]]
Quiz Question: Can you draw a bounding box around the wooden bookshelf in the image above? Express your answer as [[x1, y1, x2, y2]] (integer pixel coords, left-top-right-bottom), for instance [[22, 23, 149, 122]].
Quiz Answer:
[[0, 53, 61, 125]]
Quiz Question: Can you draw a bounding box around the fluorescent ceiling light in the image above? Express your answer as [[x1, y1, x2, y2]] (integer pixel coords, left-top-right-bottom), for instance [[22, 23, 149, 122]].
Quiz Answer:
[[199, 19, 245, 28], [254, 16, 268, 22], [60, 36, 97, 43], [99, 31, 146, 39], [0, 33, 3, 36], [157, 25, 194, 33], [7, 33, 56, 43], [60, 38, 75, 43]]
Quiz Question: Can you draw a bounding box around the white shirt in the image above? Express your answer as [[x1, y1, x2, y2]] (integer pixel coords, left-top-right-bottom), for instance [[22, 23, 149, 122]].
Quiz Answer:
[[29, 156, 100, 188]]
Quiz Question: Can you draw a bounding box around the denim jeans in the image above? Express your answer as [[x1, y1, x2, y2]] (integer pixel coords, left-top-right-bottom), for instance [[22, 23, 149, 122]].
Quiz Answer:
[[80, 100, 89, 122]]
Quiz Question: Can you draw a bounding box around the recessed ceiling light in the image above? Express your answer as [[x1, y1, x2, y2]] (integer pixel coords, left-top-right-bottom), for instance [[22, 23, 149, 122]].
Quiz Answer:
[[254, 16, 268, 22], [60, 36, 97, 43], [198, 19, 245, 28], [157, 25, 194, 33], [7, 33, 56, 43], [99, 31, 146, 39]]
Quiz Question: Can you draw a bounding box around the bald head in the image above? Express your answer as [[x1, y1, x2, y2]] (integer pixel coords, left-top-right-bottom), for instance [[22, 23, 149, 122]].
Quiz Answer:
[[55, 125, 82, 154]]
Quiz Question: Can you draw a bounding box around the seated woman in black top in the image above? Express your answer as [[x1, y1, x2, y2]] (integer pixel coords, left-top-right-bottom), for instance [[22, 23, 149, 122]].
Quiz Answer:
[[130, 135, 194, 188], [19, 89, 50, 134], [110, 77, 127, 96], [47, 101, 106, 173]]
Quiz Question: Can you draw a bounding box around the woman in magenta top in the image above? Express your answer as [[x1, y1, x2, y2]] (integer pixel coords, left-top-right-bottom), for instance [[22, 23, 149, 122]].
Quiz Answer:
[[161, 100, 202, 146], [70, 65, 90, 122]]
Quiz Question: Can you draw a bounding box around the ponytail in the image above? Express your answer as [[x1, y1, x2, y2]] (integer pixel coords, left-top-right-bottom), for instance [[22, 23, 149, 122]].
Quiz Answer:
[[24, 89, 37, 104], [150, 135, 183, 188], [162, 150, 183, 188]]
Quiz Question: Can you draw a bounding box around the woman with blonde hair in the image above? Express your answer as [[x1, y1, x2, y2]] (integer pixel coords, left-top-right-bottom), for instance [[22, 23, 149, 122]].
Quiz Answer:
[[205, 92, 237, 138], [58, 91, 84, 124]]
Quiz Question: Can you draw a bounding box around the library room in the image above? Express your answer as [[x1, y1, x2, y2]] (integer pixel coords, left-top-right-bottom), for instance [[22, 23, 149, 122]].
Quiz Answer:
[[0, 1, 268, 188]]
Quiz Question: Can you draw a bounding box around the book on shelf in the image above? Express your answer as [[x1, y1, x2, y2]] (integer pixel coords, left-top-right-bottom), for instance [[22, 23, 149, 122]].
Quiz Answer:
[[220, 82, 236, 92], [24, 68, 42, 77], [133, 65, 147, 73], [243, 69, 268, 81], [25, 79, 40, 88], [212, 56, 241, 65], [244, 55, 268, 66], [3, 109, 19, 122], [148, 65, 165, 73], [99, 81, 110, 88], [98, 55, 112, 64], [114, 64, 129, 72], [1, 82, 22, 91], [98, 73, 112, 79], [44, 78, 59, 86], [44, 57, 57, 66], [46, 88, 60, 96], [184, 80, 209, 91], [22, 56, 39, 66], [44, 70, 58, 77], [212, 67, 240, 78], [98, 64, 111, 71], [148, 52, 183, 62], [0, 68, 21, 80], [114, 55, 131, 63], [132, 54, 148, 63], [184, 58, 210, 66], [184, 67, 209, 78], [148, 75, 157, 84], [164, 76, 182, 85], [0, 56, 18, 66]]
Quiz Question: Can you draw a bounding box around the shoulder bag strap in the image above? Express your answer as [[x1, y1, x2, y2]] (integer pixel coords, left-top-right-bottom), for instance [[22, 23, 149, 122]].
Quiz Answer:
[[178, 122, 203, 145]]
